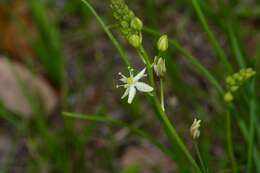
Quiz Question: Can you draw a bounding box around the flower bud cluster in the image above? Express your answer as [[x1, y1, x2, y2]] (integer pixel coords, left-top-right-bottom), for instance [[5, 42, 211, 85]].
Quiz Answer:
[[224, 68, 256, 103], [111, 0, 143, 48]]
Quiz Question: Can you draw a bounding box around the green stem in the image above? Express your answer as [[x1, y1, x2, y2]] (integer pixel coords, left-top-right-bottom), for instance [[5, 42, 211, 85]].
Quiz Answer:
[[152, 97, 202, 173], [191, 0, 232, 73], [226, 107, 238, 173], [226, 21, 246, 69], [239, 118, 260, 173], [81, 0, 131, 67], [137, 45, 156, 88], [247, 79, 256, 172], [194, 141, 207, 173], [143, 27, 224, 95], [160, 79, 165, 112]]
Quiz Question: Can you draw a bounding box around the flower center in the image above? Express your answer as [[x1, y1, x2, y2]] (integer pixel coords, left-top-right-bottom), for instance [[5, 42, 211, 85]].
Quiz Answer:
[[127, 77, 135, 85]]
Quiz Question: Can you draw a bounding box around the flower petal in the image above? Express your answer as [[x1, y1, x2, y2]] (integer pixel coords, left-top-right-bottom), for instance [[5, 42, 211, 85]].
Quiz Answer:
[[134, 68, 146, 81], [120, 77, 127, 83], [118, 72, 127, 83], [128, 86, 136, 104], [135, 82, 153, 92], [121, 87, 129, 99]]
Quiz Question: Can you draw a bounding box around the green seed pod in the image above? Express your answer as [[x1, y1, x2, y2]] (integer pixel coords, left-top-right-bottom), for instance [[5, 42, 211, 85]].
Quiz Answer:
[[131, 17, 143, 30], [128, 34, 142, 48], [224, 92, 234, 103], [157, 35, 168, 52]]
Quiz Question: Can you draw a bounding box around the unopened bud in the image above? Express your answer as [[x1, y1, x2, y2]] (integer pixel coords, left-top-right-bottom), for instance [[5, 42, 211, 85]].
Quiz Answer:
[[128, 34, 142, 48], [131, 17, 143, 30], [224, 92, 234, 103], [157, 35, 168, 52]]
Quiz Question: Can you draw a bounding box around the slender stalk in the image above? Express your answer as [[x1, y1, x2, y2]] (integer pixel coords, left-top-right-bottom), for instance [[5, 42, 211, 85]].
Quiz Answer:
[[194, 141, 207, 173], [247, 79, 256, 172], [191, 0, 232, 73], [81, 0, 131, 67], [226, 107, 238, 173], [63, 112, 175, 160], [143, 27, 224, 95], [137, 45, 156, 88], [137, 46, 202, 173], [236, 109, 260, 172], [160, 79, 165, 111]]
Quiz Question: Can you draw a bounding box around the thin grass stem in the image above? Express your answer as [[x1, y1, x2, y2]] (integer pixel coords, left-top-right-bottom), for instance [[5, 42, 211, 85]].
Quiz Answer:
[[227, 22, 246, 68], [194, 141, 207, 173], [191, 0, 232, 73], [247, 79, 256, 172], [226, 107, 238, 173]]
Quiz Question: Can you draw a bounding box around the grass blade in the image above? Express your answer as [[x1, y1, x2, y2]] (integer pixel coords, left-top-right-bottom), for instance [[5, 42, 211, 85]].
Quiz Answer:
[[63, 112, 175, 160], [29, 0, 64, 86], [191, 0, 232, 73], [143, 27, 224, 95], [81, 0, 131, 67], [247, 79, 257, 171]]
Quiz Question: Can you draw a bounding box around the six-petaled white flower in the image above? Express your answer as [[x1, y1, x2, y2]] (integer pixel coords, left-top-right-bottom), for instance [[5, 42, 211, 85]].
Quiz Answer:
[[117, 67, 153, 104]]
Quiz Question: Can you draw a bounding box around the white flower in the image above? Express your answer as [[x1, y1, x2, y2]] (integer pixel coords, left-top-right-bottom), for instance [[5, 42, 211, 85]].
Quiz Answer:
[[117, 67, 153, 104]]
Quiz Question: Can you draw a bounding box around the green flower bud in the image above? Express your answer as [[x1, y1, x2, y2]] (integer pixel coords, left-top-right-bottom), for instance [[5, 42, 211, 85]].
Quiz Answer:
[[245, 68, 256, 79], [131, 17, 143, 30], [157, 35, 168, 52], [128, 34, 142, 48], [224, 92, 234, 103], [230, 86, 238, 92], [226, 76, 235, 86], [153, 57, 166, 77]]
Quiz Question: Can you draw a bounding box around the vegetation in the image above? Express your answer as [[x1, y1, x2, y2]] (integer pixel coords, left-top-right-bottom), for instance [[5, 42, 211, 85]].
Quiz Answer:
[[0, 0, 259, 172]]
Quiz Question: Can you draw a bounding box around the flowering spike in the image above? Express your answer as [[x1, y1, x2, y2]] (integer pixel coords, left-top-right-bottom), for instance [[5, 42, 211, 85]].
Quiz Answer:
[[224, 68, 256, 103], [110, 0, 143, 47]]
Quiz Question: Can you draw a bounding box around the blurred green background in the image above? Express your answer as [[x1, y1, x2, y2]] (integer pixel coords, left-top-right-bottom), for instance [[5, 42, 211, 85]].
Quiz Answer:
[[0, 0, 259, 172]]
